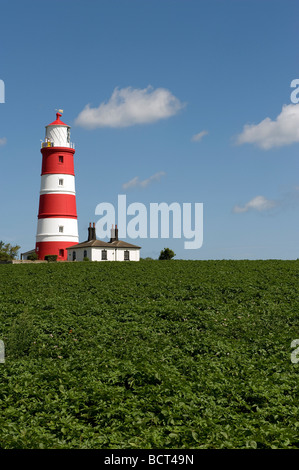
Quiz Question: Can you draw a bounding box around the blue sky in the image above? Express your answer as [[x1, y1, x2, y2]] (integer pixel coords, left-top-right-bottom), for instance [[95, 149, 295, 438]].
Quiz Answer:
[[1, 0, 299, 259]]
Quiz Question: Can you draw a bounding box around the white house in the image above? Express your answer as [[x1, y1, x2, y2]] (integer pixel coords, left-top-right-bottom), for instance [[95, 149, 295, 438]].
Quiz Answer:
[[66, 223, 141, 262], [20, 249, 36, 260]]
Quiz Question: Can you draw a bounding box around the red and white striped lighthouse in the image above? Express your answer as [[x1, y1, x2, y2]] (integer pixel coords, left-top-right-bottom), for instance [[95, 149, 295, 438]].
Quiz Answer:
[[35, 111, 79, 261]]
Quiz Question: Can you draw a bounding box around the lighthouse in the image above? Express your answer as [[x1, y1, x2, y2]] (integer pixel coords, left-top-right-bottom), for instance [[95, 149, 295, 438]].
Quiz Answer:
[[35, 111, 79, 261]]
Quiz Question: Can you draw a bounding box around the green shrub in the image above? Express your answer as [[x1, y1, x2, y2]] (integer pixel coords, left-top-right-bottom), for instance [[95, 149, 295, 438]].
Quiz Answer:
[[44, 255, 57, 262], [27, 252, 38, 261]]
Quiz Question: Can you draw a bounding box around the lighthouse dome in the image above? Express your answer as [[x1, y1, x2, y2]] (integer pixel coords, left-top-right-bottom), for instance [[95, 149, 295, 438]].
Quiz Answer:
[[44, 112, 73, 148]]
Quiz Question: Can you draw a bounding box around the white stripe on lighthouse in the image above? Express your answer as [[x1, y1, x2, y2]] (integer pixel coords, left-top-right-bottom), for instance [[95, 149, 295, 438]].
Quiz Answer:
[[40, 174, 76, 195], [46, 125, 71, 147], [36, 217, 79, 243]]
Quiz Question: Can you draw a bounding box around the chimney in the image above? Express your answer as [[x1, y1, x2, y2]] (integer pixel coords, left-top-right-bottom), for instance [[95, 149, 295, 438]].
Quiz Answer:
[[110, 224, 119, 242], [92, 222, 96, 240], [88, 222, 96, 241], [88, 222, 92, 241]]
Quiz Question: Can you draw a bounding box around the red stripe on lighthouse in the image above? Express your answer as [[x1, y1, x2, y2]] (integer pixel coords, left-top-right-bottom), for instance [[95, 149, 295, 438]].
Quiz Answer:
[[36, 241, 75, 261], [38, 193, 77, 218], [41, 147, 75, 175]]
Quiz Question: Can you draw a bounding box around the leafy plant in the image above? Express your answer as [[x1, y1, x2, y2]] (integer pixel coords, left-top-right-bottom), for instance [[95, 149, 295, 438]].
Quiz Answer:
[[6, 310, 38, 358], [0, 260, 299, 448]]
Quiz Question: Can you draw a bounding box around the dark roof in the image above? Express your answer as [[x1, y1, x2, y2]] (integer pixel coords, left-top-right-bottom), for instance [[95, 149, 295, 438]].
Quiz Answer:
[[21, 249, 35, 255], [66, 239, 141, 250]]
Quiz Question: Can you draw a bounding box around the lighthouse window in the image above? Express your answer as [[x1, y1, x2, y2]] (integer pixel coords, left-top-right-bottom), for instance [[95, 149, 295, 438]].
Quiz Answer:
[[67, 128, 70, 143], [101, 249, 107, 260], [59, 226, 64, 233], [59, 178, 64, 186], [59, 155, 64, 163], [59, 249, 64, 257]]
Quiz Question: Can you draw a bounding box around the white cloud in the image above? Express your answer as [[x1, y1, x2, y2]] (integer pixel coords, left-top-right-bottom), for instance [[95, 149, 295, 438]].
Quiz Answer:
[[75, 86, 185, 129], [235, 104, 299, 149], [123, 176, 139, 190], [0, 137, 7, 146], [233, 195, 277, 213], [122, 171, 165, 190], [191, 130, 208, 142]]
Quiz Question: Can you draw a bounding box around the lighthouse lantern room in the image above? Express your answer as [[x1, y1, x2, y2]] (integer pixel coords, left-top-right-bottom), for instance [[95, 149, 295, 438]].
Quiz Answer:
[[35, 111, 79, 261]]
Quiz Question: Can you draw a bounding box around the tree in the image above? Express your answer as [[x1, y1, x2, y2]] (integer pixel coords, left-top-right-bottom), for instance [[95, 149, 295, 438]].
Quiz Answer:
[[159, 248, 176, 260], [0, 241, 21, 261]]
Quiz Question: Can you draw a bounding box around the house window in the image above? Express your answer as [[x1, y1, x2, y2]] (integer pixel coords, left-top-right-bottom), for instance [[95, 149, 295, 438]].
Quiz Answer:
[[59, 178, 64, 186], [59, 226, 64, 233], [59, 155, 64, 163], [84, 250, 87, 258], [59, 249, 64, 257], [101, 249, 107, 260], [124, 250, 130, 261], [72, 251, 76, 261]]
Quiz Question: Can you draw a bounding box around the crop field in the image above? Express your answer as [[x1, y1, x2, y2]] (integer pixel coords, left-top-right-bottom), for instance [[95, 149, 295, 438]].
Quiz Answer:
[[1, 259, 299, 449]]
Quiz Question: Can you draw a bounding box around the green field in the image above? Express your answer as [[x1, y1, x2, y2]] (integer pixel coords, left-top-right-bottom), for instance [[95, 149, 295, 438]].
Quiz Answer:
[[1, 260, 299, 449]]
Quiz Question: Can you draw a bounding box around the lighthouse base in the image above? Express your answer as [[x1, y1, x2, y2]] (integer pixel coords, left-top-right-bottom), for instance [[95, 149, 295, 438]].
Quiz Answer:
[[36, 241, 78, 261]]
